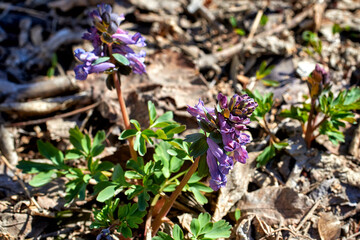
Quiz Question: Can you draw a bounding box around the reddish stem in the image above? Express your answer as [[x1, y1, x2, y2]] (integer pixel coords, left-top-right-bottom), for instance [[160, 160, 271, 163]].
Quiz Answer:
[[151, 156, 201, 236], [108, 44, 138, 161]]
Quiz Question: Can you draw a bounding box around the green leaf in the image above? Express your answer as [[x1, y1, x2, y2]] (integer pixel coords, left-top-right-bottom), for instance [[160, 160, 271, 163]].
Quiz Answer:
[[112, 53, 130, 66], [151, 111, 173, 128], [112, 164, 126, 184], [37, 140, 64, 166], [119, 129, 138, 140], [17, 160, 58, 174], [229, 16, 237, 28], [261, 79, 280, 87], [184, 133, 205, 143], [173, 224, 184, 240], [170, 156, 184, 173], [155, 129, 168, 139], [198, 213, 211, 229], [137, 134, 147, 156], [93, 130, 106, 148], [96, 161, 114, 171], [29, 170, 56, 187], [69, 127, 85, 152], [65, 149, 84, 160], [154, 232, 173, 240], [189, 136, 208, 158], [137, 191, 149, 211], [91, 144, 105, 157], [130, 119, 141, 131], [273, 141, 288, 150], [260, 15, 268, 26], [235, 28, 245, 36], [190, 218, 201, 237], [256, 145, 276, 167], [121, 226, 132, 238], [203, 220, 231, 239], [197, 154, 209, 177], [235, 208, 241, 221], [92, 57, 110, 66], [189, 187, 208, 205], [96, 184, 118, 202], [148, 101, 157, 125]]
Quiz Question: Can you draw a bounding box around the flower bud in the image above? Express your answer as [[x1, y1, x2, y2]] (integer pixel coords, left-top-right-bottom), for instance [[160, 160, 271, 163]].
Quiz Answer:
[[307, 64, 330, 98]]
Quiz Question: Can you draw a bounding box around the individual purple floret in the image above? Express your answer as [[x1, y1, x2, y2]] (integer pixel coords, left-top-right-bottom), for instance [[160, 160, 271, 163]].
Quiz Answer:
[[187, 93, 257, 191], [74, 49, 115, 80], [74, 3, 147, 80]]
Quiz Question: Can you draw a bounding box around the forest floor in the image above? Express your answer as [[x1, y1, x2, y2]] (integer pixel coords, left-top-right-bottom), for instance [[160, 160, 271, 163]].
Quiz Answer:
[[0, 0, 360, 239]]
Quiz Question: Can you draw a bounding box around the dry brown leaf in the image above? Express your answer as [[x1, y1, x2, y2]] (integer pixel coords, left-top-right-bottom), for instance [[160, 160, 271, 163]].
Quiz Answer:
[[237, 186, 314, 225], [318, 212, 341, 240]]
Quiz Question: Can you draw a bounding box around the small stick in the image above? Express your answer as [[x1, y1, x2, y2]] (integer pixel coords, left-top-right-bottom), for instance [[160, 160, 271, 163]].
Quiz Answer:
[[1, 155, 43, 212], [296, 198, 322, 231], [346, 231, 360, 240], [247, 10, 263, 41], [258, 227, 313, 240]]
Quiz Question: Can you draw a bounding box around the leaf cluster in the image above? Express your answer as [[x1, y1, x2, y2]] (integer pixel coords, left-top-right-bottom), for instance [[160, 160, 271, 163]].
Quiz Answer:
[[302, 30, 322, 55], [91, 199, 146, 238], [17, 127, 111, 203], [256, 61, 279, 87], [317, 87, 360, 144], [154, 213, 231, 240]]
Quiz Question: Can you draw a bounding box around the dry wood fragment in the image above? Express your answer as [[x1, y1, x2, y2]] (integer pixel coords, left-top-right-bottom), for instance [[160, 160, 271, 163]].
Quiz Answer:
[[348, 123, 360, 158], [1, 76, 79, 101], [0, 125, 18, 165], [0, 91, 90, 117]]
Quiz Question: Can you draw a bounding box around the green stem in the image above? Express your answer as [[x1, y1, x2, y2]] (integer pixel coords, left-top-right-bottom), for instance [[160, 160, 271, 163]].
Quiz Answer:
[[305, 98, 316, 148], [108, 44, 138, 161], [151, 156, 200, 236]]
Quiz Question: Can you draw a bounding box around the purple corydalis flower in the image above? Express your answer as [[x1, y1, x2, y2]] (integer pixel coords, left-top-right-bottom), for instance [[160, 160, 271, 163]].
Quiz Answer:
[[187, 93, 257, 191], [74, 49, 115, 80], [187, 99, 216, 123]]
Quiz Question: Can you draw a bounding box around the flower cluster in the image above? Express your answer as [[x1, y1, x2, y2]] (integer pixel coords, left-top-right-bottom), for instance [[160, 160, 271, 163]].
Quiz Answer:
[[307, 64, 330, 98], [74, 4, 146, 81], [187, 93, 257, 191]]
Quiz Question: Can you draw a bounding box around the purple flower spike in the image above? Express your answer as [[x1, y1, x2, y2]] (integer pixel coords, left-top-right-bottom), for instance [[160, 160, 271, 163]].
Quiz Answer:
[[187, 93, 257, 191]]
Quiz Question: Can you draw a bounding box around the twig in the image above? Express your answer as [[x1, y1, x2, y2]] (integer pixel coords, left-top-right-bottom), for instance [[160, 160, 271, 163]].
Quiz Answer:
[[346, 231, 360, 240], [247, 10, 263, 41], [151, 156, 200, 236], [0, 155, 43, 212], [258, 227, 312, 240], [6, 101, 101, 127], [296, 198, 322, 231]]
